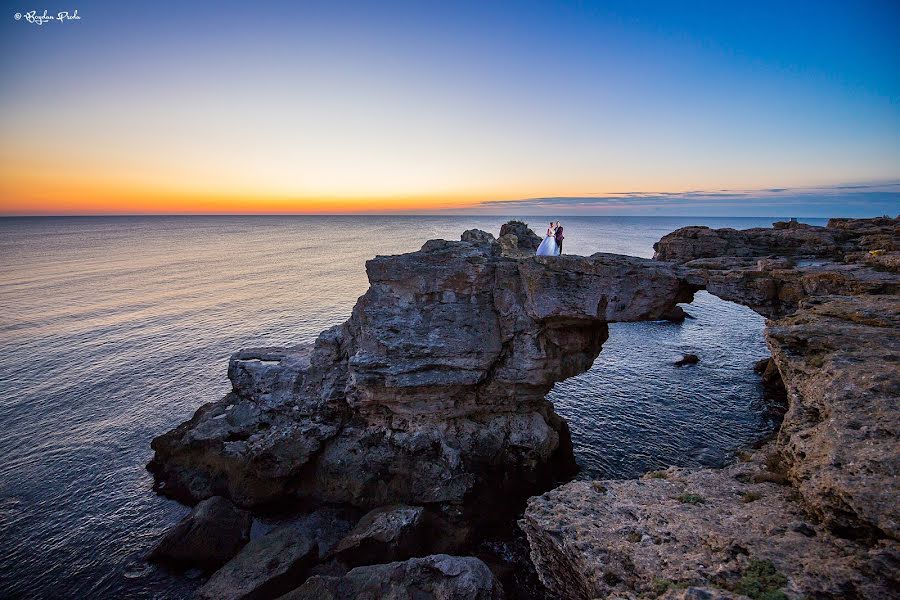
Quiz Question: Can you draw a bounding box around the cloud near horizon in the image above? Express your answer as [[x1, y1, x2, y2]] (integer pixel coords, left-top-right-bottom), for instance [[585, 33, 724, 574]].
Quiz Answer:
[[467, 183, 900, 218]]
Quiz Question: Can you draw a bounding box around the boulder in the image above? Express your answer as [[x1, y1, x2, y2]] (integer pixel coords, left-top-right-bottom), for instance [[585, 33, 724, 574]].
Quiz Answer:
[[277, 554, 504, 600], [674, 353, 700, 366], [460, 229, 501, 254], [331, 504, 427, 566], [498, 220, 542, 255], [148, 496, 251, 569], [197, 522, 319, 600]]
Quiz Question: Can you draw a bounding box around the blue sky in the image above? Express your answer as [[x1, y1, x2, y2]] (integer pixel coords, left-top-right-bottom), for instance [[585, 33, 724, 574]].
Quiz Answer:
[[1, 1, 898, 216]]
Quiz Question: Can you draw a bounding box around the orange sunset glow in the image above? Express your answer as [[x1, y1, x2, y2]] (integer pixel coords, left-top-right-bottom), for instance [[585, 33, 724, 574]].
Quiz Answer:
[[1, 2, 898, 216]]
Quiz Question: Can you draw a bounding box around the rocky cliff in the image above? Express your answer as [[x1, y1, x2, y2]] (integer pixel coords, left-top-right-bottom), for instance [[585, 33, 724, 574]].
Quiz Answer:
[[150, 234, 691, 518], [522, 217, 899, 599], [149, 222, 698, 597]]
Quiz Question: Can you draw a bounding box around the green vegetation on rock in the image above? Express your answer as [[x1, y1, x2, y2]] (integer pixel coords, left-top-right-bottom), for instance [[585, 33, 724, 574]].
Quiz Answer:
[[677, 492, 705, 505], [734, 559, 789, 600]]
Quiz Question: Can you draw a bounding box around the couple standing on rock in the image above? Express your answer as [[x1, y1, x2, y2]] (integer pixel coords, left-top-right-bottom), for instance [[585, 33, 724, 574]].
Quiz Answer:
[[535, 221, 565, 256]]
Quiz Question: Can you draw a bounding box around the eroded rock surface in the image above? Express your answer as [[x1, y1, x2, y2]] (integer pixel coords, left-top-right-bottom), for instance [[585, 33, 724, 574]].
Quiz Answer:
[[278, 554, 504, 600], [524, 217, 899, 598], [150, 226, 693, 529], [498, 220, 542, 257], [521, 450, 897, 599]]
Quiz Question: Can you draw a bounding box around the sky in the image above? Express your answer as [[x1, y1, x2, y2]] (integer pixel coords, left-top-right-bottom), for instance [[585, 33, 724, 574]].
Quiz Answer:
[[1, 1, 898, 216]]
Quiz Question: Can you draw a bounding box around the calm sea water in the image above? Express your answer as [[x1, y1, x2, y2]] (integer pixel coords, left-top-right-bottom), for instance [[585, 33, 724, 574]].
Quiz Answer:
[[0, 215, 821, 599]]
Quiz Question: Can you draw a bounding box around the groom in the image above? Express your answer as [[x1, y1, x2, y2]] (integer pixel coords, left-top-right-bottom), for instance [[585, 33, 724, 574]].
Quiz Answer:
[[554, 221, 565, 254]]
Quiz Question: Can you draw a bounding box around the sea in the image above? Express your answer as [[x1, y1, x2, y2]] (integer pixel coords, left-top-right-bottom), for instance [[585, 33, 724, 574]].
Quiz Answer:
[[0, 215, 821, 598]]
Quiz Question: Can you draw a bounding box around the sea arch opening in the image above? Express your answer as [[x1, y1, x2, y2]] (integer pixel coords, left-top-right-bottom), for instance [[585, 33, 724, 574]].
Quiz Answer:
[[546, 290, 785, 481]]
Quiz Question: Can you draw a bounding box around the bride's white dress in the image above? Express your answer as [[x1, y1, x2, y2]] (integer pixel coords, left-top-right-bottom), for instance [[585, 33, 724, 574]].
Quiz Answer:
[[535, 229, 559, 256]]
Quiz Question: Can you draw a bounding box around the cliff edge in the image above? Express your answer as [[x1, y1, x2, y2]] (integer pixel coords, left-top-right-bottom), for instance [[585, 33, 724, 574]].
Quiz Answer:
[[522, 217, 899, 599]]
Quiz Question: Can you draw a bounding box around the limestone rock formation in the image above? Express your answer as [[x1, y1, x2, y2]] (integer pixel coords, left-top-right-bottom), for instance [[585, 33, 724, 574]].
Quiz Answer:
[[148, 496, 251, 570], [149, 228, 693, 530], [498, 220, 543, 256], [523, 217, 899, 599], [277, 554, 504, 600], [521, 450, 896, 599]]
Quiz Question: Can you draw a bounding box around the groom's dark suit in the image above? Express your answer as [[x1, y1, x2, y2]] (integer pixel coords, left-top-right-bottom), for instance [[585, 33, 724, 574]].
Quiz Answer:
[[554, 226, 564, 254]]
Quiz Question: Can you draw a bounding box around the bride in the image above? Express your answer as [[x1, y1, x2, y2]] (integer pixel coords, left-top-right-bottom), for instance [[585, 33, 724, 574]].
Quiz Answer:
[[535, 222, 559, 256]]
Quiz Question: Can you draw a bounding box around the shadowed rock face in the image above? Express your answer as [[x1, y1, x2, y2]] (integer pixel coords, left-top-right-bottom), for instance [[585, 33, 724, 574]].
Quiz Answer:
[[279, 554, 505, 600], [523, 217, 899, 599], [148, 496, 251, 570], [149, 228, 693, 532]]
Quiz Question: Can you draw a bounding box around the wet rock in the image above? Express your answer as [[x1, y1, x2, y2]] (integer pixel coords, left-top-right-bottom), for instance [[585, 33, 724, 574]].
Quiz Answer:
[[331, 504, 427, 567], [277, 554, 504, 600], [148, 496, 251, 570], [674, 353, 700, 366], [197, 522, 319, 600]]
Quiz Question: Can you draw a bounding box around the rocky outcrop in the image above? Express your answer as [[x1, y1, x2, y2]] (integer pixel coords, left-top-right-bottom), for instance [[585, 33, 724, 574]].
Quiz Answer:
[[150, 217, 896, 598], [277, 554, 504, 600], [498, 220, 543, 257], [149, 227, 693, 530], [653, 218, 898, 318], [524, 217, 899, 598], [148, 496, 251, 569], [655, 217, 899, 540]]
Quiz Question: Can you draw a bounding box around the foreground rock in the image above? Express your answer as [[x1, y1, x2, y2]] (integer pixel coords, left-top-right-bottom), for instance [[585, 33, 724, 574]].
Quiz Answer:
[[524, 217, 899, 598], [522, 450, 897, 599], [197, 523, 318, 600], [331, 504, 427, 567], [278, 554, 504, 600], [198, 508, 357, 600], [149, 226, 693, 532], [148, 496, 250, 569]]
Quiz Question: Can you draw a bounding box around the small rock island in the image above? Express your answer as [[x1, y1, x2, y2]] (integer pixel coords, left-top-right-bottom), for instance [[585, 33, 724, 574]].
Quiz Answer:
[[148, 218, 898, 599]]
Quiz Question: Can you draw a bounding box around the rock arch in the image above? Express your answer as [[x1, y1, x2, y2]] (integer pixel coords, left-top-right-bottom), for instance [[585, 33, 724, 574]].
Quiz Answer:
[[150, 228, 695, 529]]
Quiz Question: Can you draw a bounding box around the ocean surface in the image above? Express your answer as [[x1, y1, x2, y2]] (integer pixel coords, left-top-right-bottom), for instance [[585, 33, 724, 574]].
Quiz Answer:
[[0, 215, 821, 599]]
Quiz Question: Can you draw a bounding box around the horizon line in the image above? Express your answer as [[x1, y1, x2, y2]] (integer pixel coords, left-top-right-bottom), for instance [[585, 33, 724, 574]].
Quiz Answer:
[[0, 212, 846, 219]]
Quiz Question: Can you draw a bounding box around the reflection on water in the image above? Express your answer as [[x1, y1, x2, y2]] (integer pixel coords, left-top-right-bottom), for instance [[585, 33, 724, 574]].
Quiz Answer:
[[0, 215, 819, 598]]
